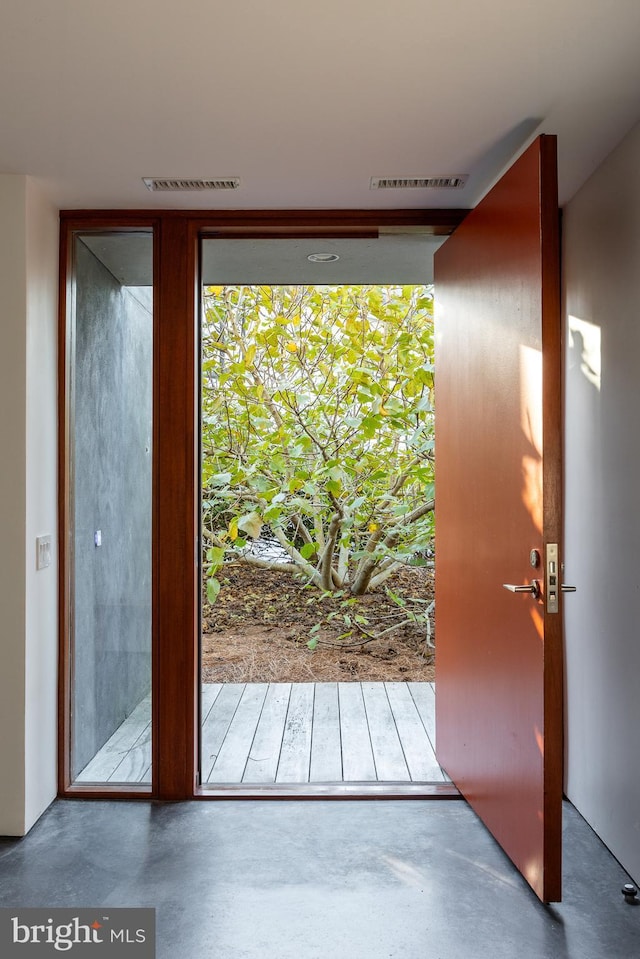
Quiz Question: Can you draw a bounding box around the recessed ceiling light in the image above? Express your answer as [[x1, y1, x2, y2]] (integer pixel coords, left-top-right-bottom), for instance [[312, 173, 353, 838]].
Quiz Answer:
[[307, 252, 340, 263]]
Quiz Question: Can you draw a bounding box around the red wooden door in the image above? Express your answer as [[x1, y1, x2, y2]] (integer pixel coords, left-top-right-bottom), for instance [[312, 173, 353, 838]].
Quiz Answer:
[[433, 136, 563, 902]]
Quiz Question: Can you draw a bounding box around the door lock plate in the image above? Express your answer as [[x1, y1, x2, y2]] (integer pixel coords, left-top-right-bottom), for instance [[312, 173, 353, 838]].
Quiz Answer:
[[546, 544, 559, 613]]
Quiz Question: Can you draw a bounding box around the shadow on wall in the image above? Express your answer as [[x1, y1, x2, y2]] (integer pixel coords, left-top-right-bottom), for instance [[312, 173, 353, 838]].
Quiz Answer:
[[568, 316, 601, 392]]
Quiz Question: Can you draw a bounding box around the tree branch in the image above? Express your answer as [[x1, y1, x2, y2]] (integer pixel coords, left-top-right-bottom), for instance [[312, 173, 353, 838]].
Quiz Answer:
[[351, 498, 434, 596], [319, 512, 342, 591], [289, 512, 314, 546], [368, 561, 404, 589], [233, 554, 300, 574], [272, 526, 323, 587], [337, 540, 350, 588]]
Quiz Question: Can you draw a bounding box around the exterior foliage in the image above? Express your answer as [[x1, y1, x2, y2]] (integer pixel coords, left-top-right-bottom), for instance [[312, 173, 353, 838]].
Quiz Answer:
[[201, 284, 435, 604]]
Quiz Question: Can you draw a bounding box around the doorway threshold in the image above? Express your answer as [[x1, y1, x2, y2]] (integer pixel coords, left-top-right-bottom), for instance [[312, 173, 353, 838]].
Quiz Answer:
[[196, 781, 459, 799]]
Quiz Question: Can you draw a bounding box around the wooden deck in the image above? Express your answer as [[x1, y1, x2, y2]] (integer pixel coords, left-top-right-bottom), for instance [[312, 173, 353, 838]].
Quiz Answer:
[[76, 682, 448, 786]]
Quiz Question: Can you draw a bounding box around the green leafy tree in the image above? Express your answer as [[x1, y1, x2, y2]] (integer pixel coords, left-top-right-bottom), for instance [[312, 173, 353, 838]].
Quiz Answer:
[[201, 284, 435, 604]]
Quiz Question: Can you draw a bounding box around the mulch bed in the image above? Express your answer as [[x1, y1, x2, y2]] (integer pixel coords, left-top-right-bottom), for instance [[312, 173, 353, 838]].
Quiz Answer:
[[201, 563, 435, 684]]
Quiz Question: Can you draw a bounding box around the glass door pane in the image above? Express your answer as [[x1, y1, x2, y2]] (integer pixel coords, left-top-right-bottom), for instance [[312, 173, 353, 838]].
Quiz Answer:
[[69, 231, 153, 786]]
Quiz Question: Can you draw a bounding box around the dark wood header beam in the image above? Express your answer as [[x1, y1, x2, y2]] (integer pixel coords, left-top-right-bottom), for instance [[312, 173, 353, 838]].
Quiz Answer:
[[60, 209, 469, 236]]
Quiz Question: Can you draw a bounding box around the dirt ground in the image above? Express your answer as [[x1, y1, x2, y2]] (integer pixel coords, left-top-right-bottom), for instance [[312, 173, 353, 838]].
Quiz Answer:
[[201, 563, 435, 684]]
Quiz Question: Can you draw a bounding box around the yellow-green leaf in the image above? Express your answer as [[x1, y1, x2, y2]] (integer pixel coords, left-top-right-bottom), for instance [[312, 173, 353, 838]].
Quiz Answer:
[[237, 511, 263, 540], [206, 577, 221, 603]]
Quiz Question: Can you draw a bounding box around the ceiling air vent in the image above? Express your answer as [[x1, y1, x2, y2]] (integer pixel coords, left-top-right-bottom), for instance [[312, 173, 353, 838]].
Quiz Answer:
[[370, 175, 468, 190], [142, 177, 240, 192]]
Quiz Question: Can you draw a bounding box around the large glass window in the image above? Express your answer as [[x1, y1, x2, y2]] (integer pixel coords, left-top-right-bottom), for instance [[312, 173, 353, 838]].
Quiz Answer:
[[68, 232, 153, 786]]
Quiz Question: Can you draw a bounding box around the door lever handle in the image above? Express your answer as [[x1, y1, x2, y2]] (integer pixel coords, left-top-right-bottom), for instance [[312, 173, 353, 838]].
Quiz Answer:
[[503, 580, 541, 599], [561, 585, 577, 592]]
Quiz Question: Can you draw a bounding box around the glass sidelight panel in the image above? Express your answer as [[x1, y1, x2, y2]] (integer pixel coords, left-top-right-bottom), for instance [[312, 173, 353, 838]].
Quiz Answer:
[[68, 232, 153, 786]]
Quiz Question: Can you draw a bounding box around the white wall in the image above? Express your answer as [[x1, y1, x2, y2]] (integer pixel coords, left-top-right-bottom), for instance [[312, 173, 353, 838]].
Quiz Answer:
[[24, 179, 59, 830], [564, 121, 640, 883], [0, 175, 58, 835], [0, 176, 28, 834]]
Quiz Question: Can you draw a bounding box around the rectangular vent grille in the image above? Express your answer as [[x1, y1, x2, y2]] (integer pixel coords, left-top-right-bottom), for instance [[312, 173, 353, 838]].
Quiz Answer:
[[142, 177, 240, 192], [370, 175, 468, 190]]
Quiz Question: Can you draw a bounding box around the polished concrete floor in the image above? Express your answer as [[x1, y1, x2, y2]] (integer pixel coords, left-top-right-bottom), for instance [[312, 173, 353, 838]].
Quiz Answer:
[[0, 799, 637, 958]]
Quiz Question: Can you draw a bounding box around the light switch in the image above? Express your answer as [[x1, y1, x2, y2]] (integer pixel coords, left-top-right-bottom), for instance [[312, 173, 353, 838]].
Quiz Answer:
[[94, 530, 102, 547], [36, 535, 52, 570]]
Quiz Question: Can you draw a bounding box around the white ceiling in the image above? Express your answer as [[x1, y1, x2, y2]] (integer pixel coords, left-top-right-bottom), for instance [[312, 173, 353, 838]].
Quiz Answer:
[[2, 1, 640, 211], [81, 233, 444, 285], [200, 236, 444, 284]]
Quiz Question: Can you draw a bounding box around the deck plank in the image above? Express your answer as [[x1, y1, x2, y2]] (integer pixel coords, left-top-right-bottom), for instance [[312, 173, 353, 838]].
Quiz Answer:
[[407, 682, 437, 748], [76, 682, 446, 786], [385, 682, 444, 781], [201, 683, 246, 780], [243, 683, 292, 783], [309, 682, 342, 782], [108, 724, 151, 783], [338, 683, 377, 781], [408, 682, 450, 781], [275, 683, 315, 783], [208, 683, 268, 783], [75, 695, 151, 783], [201, 683, 223, 723], [361, 682, 410, 781]]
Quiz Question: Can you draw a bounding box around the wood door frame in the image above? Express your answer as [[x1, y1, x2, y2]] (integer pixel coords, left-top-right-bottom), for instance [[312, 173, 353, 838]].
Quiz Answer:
[[540, 139, 564, 896], [57, 208, 468, 799], [57, 214, 161, 798]]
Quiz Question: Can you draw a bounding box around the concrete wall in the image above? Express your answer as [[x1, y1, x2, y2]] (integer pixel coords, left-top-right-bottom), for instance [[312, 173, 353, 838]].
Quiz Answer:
[[72, 240, 152, 776], [563, 120, 640, 883], [0, 175, 58, 836]]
